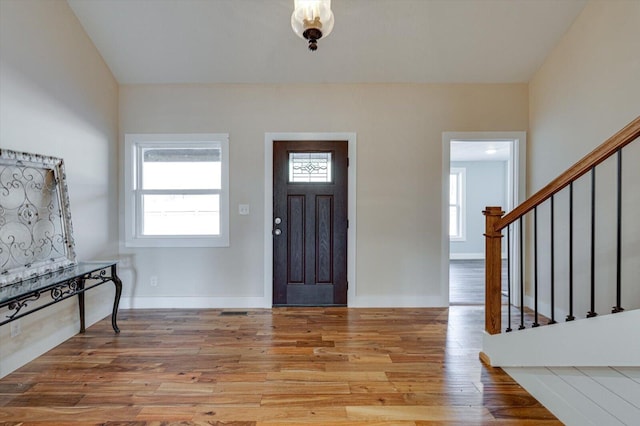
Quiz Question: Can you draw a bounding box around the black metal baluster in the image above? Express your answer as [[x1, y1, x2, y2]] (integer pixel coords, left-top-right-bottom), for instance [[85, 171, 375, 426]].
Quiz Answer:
[[549, 195, 556, 324], [533, 206, 540, 327], [519, 217, 525, 330], [506, 225, 512, 332], [587, 166, 598, 318], [567, 182, 575, 321], [613, 148, 624, 313]]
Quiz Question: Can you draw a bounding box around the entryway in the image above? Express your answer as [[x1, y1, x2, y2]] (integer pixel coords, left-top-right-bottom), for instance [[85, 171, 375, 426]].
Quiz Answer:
[[264, 133, 357, 308], [272, 140, 348, 306]]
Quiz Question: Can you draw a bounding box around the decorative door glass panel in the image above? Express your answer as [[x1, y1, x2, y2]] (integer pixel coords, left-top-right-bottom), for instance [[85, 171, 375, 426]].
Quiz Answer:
[[289, 152, 332, 183]]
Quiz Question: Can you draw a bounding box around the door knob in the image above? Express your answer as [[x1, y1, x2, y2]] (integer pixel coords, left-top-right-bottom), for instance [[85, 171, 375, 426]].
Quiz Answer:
[[274, 217, 282, 225], [274, 229, 282, 236]]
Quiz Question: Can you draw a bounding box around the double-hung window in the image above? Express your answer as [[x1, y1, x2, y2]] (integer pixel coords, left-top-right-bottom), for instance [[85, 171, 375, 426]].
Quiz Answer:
[[124, 133, 229, 247], [449, 167, 466, 241]]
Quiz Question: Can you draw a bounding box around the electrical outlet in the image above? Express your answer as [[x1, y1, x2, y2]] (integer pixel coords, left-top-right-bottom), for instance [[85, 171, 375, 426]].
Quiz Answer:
[[150, 276, 158, 287], [10, 320, 21, 338]]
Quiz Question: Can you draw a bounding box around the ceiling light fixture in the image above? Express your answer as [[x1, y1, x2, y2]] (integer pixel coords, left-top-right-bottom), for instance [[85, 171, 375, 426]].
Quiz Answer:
[[291, 0, 334, 51]]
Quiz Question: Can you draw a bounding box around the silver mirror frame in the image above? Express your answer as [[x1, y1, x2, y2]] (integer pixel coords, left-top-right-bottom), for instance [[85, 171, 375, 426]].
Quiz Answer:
[[0, 149, 77, 285]]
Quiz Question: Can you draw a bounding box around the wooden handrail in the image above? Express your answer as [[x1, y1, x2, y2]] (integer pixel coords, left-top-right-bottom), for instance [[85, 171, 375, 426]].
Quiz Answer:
[[495, 116, 640, 231], [484, 115, 640, 338]]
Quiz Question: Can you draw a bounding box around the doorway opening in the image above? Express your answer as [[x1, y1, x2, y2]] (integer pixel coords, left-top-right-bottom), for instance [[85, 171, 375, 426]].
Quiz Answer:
[[442, 132, 526, 306]]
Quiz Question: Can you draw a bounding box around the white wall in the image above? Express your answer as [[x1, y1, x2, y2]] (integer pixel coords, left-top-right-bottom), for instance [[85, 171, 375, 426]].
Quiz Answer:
[[527, 0, 640, 319], [119, 83, 528, 308], [0, 0, 118, 377]]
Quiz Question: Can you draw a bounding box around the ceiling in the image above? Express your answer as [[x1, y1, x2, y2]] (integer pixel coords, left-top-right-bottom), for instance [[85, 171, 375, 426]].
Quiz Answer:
[[450, 141, 511, 162], [67, 0, 588, 85]]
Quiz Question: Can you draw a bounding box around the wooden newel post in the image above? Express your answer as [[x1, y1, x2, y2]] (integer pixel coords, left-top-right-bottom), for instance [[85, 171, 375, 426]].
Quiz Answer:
[[483, 206, 504, 335]]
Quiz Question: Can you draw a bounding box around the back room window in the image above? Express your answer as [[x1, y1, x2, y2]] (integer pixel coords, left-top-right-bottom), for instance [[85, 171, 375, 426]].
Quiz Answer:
[[449, 167, 466, 241]]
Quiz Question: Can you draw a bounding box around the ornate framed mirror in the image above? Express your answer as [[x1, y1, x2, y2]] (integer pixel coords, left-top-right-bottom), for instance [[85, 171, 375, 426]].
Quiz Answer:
[[0, 149, 77, 285]]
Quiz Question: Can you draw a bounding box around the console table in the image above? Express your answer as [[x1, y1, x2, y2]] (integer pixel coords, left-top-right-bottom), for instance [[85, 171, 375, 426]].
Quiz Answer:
[[0, 261, 122, 333]]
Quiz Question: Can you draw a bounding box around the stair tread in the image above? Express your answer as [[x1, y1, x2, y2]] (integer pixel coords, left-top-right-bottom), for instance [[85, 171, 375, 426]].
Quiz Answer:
[[550, 367, 640, 425], [613, 367, 640, 384], [506, 367, 625, 426], [577, 367, 640, 409]]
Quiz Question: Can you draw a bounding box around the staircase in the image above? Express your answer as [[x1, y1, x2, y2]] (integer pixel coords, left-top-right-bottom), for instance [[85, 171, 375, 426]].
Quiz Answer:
[[480, 116, 640, 425], [507, 366, 640, 426]]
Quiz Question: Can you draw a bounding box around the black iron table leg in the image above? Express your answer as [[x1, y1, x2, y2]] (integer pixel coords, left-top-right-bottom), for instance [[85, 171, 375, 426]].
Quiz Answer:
[[78, 277, 86, 333], [111, 264, 122, 334]]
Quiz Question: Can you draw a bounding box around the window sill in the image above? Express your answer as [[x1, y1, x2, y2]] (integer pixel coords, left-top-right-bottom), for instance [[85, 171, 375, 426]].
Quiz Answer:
[[125, 236, 229, 248]]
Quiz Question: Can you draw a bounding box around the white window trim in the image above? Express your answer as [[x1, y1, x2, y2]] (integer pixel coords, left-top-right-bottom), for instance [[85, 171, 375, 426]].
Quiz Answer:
[[449, 167, 466, 242], [124, 133, 229, 248]]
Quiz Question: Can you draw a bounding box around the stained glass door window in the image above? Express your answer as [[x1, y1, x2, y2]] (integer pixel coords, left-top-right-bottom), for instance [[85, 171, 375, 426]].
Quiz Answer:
[[289, 152, 332, 183]]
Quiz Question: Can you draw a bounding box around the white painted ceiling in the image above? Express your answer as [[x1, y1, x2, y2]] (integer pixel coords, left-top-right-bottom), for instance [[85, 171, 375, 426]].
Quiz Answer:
[[450, 141, 511, 162], [67, 0, 588, 85]]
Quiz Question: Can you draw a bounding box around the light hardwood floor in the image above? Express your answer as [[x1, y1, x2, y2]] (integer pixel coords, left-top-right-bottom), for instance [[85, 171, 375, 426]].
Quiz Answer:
[[450, 260, 508, 305], [0, 307, 559, 425]]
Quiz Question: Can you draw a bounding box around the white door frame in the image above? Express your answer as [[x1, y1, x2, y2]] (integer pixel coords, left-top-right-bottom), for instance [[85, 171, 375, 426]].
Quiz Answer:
[[441, 132, 526, 307], [264, 133, 357, 307]]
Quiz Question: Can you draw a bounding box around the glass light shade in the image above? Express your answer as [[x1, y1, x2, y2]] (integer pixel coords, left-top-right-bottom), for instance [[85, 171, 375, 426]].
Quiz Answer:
[[291, 0, 334, 40]]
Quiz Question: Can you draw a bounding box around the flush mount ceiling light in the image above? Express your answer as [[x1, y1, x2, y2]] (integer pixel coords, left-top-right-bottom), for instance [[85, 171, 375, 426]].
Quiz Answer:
[[291, 0, 335, 51]]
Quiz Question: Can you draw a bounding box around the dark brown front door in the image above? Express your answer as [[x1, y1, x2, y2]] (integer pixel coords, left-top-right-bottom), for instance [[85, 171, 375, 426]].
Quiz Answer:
[[273, 140, 348, 306]]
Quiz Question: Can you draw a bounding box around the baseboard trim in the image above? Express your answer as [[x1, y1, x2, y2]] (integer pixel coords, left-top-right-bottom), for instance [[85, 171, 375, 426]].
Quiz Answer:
[[349, 295, 447, 308], [449, 253, 484, 260], [121, 295, 449, 309], [120, 297, 269, 309], [449, 253, 507, 260]]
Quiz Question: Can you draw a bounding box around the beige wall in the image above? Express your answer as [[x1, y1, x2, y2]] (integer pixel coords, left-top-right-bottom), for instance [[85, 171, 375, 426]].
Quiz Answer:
[[0, 0, 119, 377], [119, 83, 529, 307], [528, 0, 640, 318]]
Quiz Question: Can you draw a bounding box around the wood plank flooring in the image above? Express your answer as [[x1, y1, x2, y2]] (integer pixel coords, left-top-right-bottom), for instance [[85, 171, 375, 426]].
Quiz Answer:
[[450, 260, 508, 305], [0, 307, 560, 425]]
